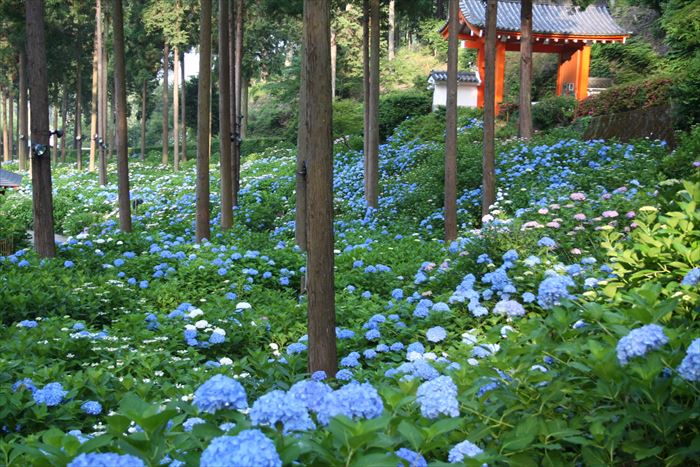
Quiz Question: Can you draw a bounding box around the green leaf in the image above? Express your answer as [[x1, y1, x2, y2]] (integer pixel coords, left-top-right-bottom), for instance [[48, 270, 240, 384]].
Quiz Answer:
[[397, 420, 425, 450], [350, 452, 398, 467], [426, 417, 463, 440]]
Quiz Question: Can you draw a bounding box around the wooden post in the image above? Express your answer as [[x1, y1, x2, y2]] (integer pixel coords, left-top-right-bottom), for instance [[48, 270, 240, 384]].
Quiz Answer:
[[482, 0, 497, 218], [444, 0, 458, 242]]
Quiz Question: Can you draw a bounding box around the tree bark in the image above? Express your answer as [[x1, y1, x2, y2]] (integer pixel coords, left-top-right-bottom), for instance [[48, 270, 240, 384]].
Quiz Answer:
[[229, 0, 238, 206], [482, 0, 498, 218], [98, 0, 107, 185], [26, 0, 56, 258], [52, 104, 58, 164], [174, 46, 180, 172], [363, 0, 369, 189], [196, 0, 212, 242], [234, 0, 245, 144], [61, 79, 68, 162], [181, 49, 187, 162], [241, 80, 248, 137], [445, 0, 458, 242], [2, 92, 8, 162], [295, 37, 308, 251], [74, 68, 82, 169], [89, 17, 99, 172], [141, 80, 147, 161], [8, 85, 14, 162], [218, 0, 233, 230], [331, 29, 337, 99], [436, 0, 446, 19], [18, 48, 28, 171], [113, 0, 132, 232], [519, 0, 533, 140], [162, 43, 170, 166], [366, 0, 380, 208], [388, 0, 395, 60], [300, 0, 337, 376]]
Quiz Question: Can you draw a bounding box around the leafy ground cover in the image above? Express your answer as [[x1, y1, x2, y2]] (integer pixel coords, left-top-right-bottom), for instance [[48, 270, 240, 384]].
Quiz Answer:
[[0, 120, 699, 466]]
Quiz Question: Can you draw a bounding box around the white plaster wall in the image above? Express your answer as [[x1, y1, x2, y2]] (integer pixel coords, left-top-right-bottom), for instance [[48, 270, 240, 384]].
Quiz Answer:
[[432, 83, 478, 110]]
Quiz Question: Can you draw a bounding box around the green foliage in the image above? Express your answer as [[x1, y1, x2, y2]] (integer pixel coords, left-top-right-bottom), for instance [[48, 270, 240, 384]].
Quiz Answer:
[[379, 90, 432, 141], [661, 0, 700, 59], [670, 52, 700, 129], [662, 126, 700, 179], [575, 76, 673, 118], [590, 38, 665, 84], [532, 95, 577, 131]]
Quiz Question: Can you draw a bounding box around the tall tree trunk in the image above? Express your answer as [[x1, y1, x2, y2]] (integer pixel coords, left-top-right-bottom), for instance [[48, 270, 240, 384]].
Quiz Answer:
[[241, 80, 248, 137], [295, 32, 308, 251], [519, 0, 533, 140], [482, 0, 498, 218], [300, 0, 337, 376], [362, 0, 369, 189], [162, 43, 170, 166], [331, 29, 337, 99], [89, 17, 99, 172], [196, 0, 212, 242], [229, 0, 238, 205], [52, 104, 58, 164], [141, 80, 147, 161], [74, 68, 82, 169], [113, 0, 131, 232], [98, 0, 107, 185], [173, 46, 180, 172], [436, 0, 446, 19], [218, 0, 233, 230], [180, 50, 187, 162], [26, 0, 56, 258], [61, 79, 68, 162], [388, 0, 395, 60], [234, 0, 244, 144], [8, 86, 14, 161], [366, 0, 380, 208], [445, 0, 458, 242], [2, 92, 8, 162], [18, 48, 28, 171]]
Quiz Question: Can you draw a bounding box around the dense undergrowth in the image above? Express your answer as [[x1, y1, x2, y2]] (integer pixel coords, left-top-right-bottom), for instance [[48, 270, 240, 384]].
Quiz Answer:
[[0, 117, 699, 466]]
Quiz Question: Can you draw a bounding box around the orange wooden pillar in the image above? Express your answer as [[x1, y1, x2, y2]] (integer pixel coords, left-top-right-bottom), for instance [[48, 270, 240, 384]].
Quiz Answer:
[[474, 39, 506, 111], [556, 45, 591, 100]]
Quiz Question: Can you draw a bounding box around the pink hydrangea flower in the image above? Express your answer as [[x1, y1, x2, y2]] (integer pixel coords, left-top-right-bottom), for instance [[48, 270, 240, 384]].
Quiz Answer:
[[602, 210, 619, 218], [574, 213, 586, 221], [601, 193, 612, 200], [570, 248, 582, 255], [626, 211, 636, 219], [546, 221, 561, 229], [550, 204, 560, 210], [570, 192, 586, 201], [538, 208, 549, 215]]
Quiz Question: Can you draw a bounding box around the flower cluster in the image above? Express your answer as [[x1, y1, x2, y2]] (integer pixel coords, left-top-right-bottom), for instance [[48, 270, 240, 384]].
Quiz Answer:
[[616, 324, 668, 366]]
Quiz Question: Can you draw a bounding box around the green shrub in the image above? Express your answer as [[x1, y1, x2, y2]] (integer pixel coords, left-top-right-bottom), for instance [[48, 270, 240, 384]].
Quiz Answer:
[[333, 99, 364, 140], [379, 90, 432, 140], [670, 52, 700, 130], [532, 95, 577, 130], [241, 137, 293, 157], [576, 76, 673, 118], [662, 125, 700, 179]]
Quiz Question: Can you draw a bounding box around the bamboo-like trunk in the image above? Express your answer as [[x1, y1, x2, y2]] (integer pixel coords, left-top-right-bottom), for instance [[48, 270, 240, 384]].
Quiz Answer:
[[195, 0, 212, 242], [162, 43, 169, 166], [173, 46, 180, 172]]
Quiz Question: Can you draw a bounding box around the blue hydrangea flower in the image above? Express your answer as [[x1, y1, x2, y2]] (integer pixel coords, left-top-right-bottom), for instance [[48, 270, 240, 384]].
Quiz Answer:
[[33, 382, 68, 406], [493, 300, 525, 318], [68, 453, 145, 467], [448, 440, 483, 463], [391, 342, 405, 352], [250, 390, 315, 434], [677, 338, 700, 382], [537, 275, 575, 309], [336, 369, 354, 381], [311, 370, 327, 381], [64, 260, 75, 268], [209, 330, 226, 344], [341, 352, 361, 367], [537, 236, 557, 248], [316, 382, 384, 425], [426, 326, 447, 343], [193, 374, 248, 413], [396, 447, 427, 467], [81, 401, 102, 415], [364, 349, 377, 359], [200, 430, 281, 467], [286, 342, 307, 355], [681, 268, 700, 286], [12, 378, 36, 393], [18, 320, 38, 328], [287, 380, 333, 412], [432, 302, 450, 312], [336, 328, 355, 339], [416, 376, 459, 419], [522, 292, 536, 303], [616, 324, 668, 366], [183, 417, 206, 432], [365, 329, 381, 341]]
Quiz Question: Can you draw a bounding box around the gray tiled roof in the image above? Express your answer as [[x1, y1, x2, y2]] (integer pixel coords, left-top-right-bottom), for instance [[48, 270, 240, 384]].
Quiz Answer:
[[0, 169, 23, 187], [460, 0, 628, 36], [429, 70, 480, 84]]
